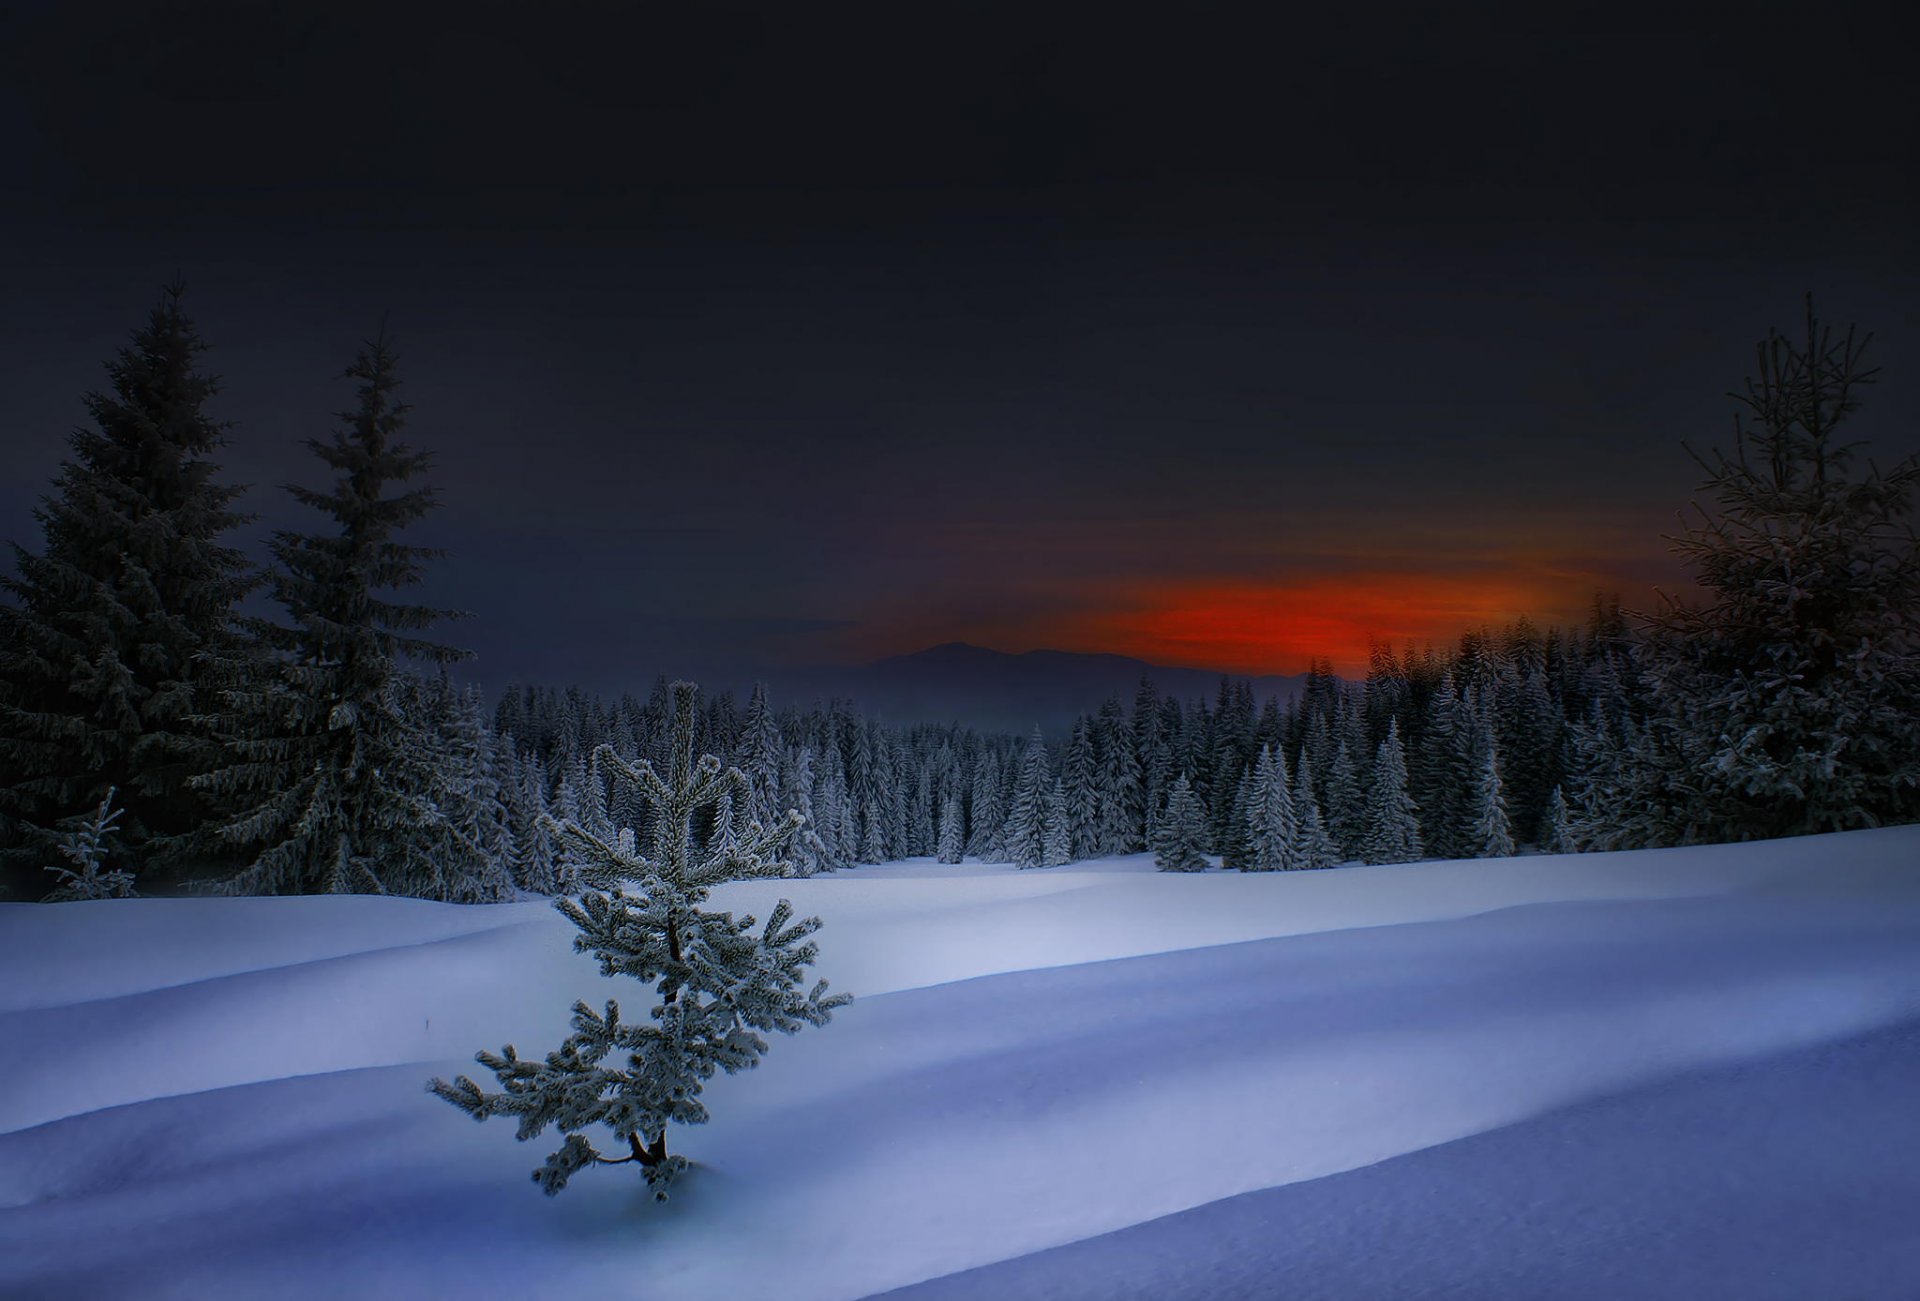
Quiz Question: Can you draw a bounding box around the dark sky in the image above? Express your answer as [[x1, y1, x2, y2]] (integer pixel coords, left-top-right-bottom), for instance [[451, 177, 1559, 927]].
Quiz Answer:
[[2, 3, 1915, 689]]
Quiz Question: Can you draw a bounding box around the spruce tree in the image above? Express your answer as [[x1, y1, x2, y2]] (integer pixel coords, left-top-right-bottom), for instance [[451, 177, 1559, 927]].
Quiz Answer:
[[1061, 716, 1100, 859], [0, 284, 256, 892], [1093, 697, 1143, 854], [1153, 773, 1209, 872], [1219, 767, 1253, 868], [1290, 750, 1341, 869], [1043, 776, 1073, 867], [813, 759, 851, 870], [1632, 300, 1920, 842], [780, 745, 823, 876], [1360, 718, 1423, 865], [388, 674, 514, 899], [1470, 742, 1516, 858], [936, 790, 965, 863], [39, 788, 137, 902], [1004, 728, 1052, 870], [1242, 745, 1297, 871], [431, 682, 848, 1200], [1542, 784, 1575, 854], [1414, 673, 1471, 859], [739, 682, 784, 830], [195, 332, 484, 897], [1323, 735, 1365, 858], [966, 751, 1006, 861]]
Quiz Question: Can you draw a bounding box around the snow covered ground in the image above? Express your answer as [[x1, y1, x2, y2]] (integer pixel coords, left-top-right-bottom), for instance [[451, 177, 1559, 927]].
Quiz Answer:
[[4, 831, 1919, 1299]]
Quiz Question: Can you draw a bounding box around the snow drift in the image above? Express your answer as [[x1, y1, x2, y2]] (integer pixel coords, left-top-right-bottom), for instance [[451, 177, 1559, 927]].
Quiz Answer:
[[3, 829, 1918, 1299]]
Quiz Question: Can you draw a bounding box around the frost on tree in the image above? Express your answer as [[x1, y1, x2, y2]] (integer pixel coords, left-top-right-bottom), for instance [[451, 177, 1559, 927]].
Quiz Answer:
[[1003, 728, 1053, 870], [1153, 772, 1209, 872], [1470, 744, 1516, 859], [936, 790, 964, 864], [39, 787, 137, 902], [431, 682, 850, 1200], [1241, 745, 1297, 871], [1360, 718, 1423, 865]]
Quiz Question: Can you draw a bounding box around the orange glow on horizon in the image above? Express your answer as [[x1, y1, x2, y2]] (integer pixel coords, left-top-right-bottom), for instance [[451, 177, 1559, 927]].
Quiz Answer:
[[929, 571, 1633, 677]]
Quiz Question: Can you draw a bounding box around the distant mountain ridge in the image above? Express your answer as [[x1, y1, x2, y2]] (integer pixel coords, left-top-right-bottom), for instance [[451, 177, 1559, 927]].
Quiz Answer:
[[764, 643, 1310, 734]]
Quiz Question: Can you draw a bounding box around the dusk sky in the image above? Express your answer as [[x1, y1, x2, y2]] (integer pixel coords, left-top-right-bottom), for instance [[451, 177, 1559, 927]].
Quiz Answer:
[[2, 4, 1915, 690]]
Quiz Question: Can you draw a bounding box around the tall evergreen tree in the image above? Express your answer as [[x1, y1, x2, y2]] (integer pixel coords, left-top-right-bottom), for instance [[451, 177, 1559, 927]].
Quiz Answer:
[[780, 745, 823, 876], [1061, 716, 1100, 859], [1218, 768, 1253, 869], [1242, 745, 1297, 871], [1360, 718, 1423, 865], [1323, 734, 1365, 858], [1542, 784, 1575, 854], [1003, 728, 1052, 870], [1093, 697, 1143, 854], [1152, 773, 1209, 872], [1043, 777, 1073, 867], [1414, 672, 1471, 859], [1470, 741, 1516, 858], [196, 333, 478, 896], [1630, 300, 1920, 843], [811, 757, 851, 869], [1290, 750, 1340, 869], [936, 790, 965, 864], [0, 285, 256, 892], [966, 750, 1006, 861], [739, 682, 784, 829]]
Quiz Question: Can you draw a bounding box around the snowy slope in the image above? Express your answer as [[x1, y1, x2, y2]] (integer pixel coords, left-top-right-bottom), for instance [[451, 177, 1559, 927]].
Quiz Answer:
[[3, 830, 1918, 1299]]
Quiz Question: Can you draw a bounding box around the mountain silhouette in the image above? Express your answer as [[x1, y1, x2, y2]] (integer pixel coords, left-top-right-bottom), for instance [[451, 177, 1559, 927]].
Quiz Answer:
[[763, 643, 1309, 733]]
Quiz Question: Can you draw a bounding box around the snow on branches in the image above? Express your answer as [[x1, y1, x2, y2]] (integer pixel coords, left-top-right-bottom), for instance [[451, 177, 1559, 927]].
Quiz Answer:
[[430, 681, 849, 1200]]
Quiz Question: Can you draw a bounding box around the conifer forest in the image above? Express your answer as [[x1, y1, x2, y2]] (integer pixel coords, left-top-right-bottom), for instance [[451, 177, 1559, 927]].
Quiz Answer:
[[4, 291, 1914, 904]]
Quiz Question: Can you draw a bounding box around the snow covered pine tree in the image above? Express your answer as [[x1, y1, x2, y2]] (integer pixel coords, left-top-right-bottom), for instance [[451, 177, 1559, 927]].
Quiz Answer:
[[431, 682, 850, 1200], [39, 787, 137, 902], [1154, 773, 1210, 872]]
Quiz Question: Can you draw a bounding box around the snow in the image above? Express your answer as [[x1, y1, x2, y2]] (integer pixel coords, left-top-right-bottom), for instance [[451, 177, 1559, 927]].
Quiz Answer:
[[4, 830, 1919, 1299]]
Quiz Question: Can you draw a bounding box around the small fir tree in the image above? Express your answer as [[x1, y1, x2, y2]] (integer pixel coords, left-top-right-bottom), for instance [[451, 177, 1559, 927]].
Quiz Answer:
[[40, 788, 137, 902], [431, 683, 849, 1200]]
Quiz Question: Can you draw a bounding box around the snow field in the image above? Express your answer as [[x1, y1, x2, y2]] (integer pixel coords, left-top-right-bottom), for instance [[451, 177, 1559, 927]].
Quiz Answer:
[[3, 828, 1918, 1298]]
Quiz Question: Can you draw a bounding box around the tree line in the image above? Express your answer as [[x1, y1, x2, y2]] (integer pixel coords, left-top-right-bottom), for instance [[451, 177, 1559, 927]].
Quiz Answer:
[[3, 290, 1914, 901]]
